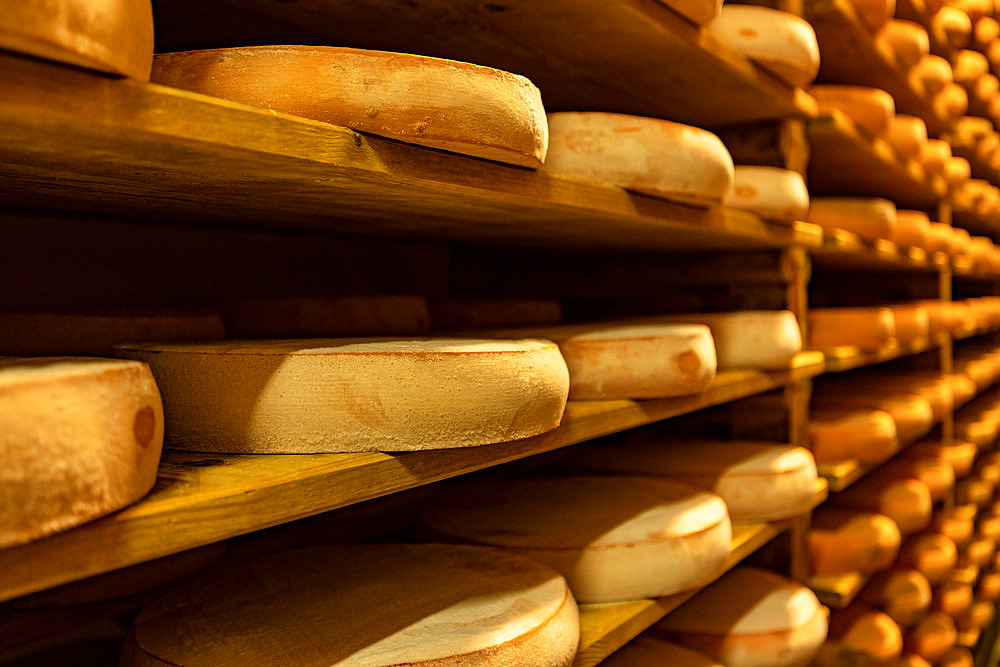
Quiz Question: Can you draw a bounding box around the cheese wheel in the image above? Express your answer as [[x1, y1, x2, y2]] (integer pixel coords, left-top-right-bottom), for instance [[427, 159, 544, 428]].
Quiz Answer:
[[120, 545, 580, 667], [725, 166, 809, 222], [897, 533, 958, 583], [708, 6, 820, 87], [899, 656, 932, 667], [909, 55, 953, 96], [542, 112, 734, 205], [836, 374, 953, 421], [898, 441, 977, 478], [988, 39, 1000, 70], [858, 569, 932, 627], [978, 516, 1000, 541], [810, 509, 902, 574], [829, 477, 933, 534], [808, 307, 896, 350], [973, 73, 1000, 102], [913, 300, 953, 336], [602, 636, 723, 666], [873, 458, 955, 501], [958, 535, 995, 568], [810, 85, 895, 135], [902, 611, 956, 662], [935, 84, 969, 120], [0, 311, 226, 356], [932, 581, 973, 615], [429, 298, 562, 331], [937, 646, 974, 667], [576, 439, 818, 522], [956, 477, 995, 507], [0, 0, 153, 80], [932, 6, 973, 50], [932, 506, 977, 547], [955, 0, 994, 23], [115, 338, 569, 453], [219, 295, 430, 338], [881, 20, 930, 68], [809, 406, 898, 463], [0, 357, 163, 548], [974, 16, 1000, 49], [887, 303, 931, 342], [807, 197, 897, 242], [152, 47, 548, 168], [926, 222, 955, 253], [917, 141, 951, 178], [887, 115, 929, 161], [954, 115, 994, 142], [816, 605, 903, 666], [849, 0, 895, 31], [975, 571, 1000, 601], [421, 476, 731, 603], [654, 566, 828, 667], [945, 157, 972, 187], [954, 50, 990, 84], [810, 389, 933, 443]]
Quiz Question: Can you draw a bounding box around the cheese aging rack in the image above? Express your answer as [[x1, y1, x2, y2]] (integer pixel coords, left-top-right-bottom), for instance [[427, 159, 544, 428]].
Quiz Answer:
[[3, 0, 1000, 664]]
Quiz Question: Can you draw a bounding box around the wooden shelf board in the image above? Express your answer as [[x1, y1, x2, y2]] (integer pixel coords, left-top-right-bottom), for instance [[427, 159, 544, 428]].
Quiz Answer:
[[805, 0, 950, 136], [0, 51, 821, 254], [0, 353, 825, 604], [807, 112, 946, 208], [155, 0, 816, 128], [808, 570, 871, 608], [811, 228, 945, 273], [817, 335, 947, 373]]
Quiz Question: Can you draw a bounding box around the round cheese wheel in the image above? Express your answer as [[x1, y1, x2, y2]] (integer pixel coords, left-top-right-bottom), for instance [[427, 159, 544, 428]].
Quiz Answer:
[[956, 477, 994, 508], [954, 50, 990, 84], [945, 157, 972, 187], [421, 475, 731, 603], [873, 458, 954, 501], [542, 112, 734, 205], [988, 39, 1000, 69], [115, 338, 569, 453], [725, 166, 810, 222], [849, 0, 895, 31], [938, 646, 974, 667], [809, 406, 898, 463], [841, 374, 953, 421], [708, 6, 820, 87], [152, 47, 548, 168], [0, 310, 226, 356], [902, 611, 956, 662], [654, 566, 827, 667], [974, 16, 1000, 48], [810, 85, 895, 135], [932, 506, 976, 547], [887, 303, 931, 342], [926, 222, 955, 253], [602, 636, 723, 666], [975, 571, 1000, 601], [808, 307, 896, 350], [899, 441, 977, 478], [577, 439, 818, 522], [913, 300, 954, 336], [978, 516, 1000, 541], [0, 0, 153, 80], [973, 73, 1000, 102], [807, 197, 897, 242], [0, 357, 163, 548], [932, 581, 973, 615], [858, 569, 932, 627], [810, 509, 902, 574], [932, 7, 973, 50], [935, 84, 969, 120], [829, 477, 932, 535], [909, 55, 953, 96], [120, 544, 580, 667], [899, 655, 932, 667], [887, 115, 929, 161], [958, 535, 995, 568], [881, 20, 930, 67], [917, 141, 951, 178], [944, 373, 977, 406], [955, 0, 994, 22], [897, 533, 958, 583], [810, 389, 933, 443], [816, 605, 903, 666], [220, 295, 430, 338], [954, 115, 994, 142]]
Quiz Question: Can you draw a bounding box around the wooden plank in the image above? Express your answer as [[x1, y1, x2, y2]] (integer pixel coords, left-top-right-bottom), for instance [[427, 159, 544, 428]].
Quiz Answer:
[[805, 0, 950, 136], [0, 354, 826, 604], [807, 112, 947, 208], [818, 335, 947, 373], [0, 51, 821, 254], [811, 228, 946, 273], [155, 0, 816, 128]]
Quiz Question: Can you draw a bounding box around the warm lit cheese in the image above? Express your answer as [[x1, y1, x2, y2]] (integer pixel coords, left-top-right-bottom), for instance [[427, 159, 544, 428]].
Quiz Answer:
[[654, 566, 828, 667], [120, 545, 580, 667], [917, 141, 951, 178], [810, 388, 933, 443], [899, 655, 932, 667], [421, 475, 731, 603], [926, 222, 956, 253], [0, 358, 163, 548], [945, 157, 972, 188], [887, 303, 931, 343], [808, 307, 896, 350], [932, 581, 973, 616], [908, 55, 953, 96], [873, 458, 955, 501], [887, 115, 929, 161], [543, 112, 733, 204], [881, 20, 930, 67], [899, 441, 977, 478], [708, 5, 820, 87], [809, 406, 898, 463], [931, 6, 973, 50], [937, 646, 974, 667], [902, 611, 956, 663], [0, 0, 153, 79], [152, 47, 549, 168], [958, 535, 996, 569], [810, 509, 902, 574], [935, 84, 969, 121], [897, 533, 958, 584], [601, 636, 723, 666], [829, 477, 933, 534], [807, 197, 897, 242], [956, 477, 994, 508], [849, 0, 896, 30], [816, 605, 903, 666], [975, 571, 1000, 601], [973, 73, 1000, 103], [810, 85, 895, 135], [219, 295, 430, 338], [954, 50, 990, 84], [932, 505, 977, 547], [974, 16, 1000, 49], [115, 338, 569, 453], [858, 569, 932, 627], [957, 599, 994, 632], [726, 166, 809, 222], [577, 439, 818, 522]]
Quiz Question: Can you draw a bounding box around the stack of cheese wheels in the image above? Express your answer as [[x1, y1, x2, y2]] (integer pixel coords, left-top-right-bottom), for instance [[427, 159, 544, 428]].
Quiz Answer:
[[809, 508, 902, 574], [708, 5, 820, 87], [937, 84, 970, 122], [152, 47, 548, 168], [116, 338, 570, 453], [220, 295, 430, 338], [811, 386, 934, 443], [898, 441, 977, 478], [890, 211, 932, 249], [858, 569, 932, 627], [881, 20, 930, 67], [120, 544, 580, 666], [932, 6, 973, 50], [809, 405, 898, 463], [430, 298, 562, 331], [918, 140, 951, 178], [0, 0, 154, 79], [944, 372, 977, 407], [932, 581, 973, 616], [886, 303, 930, 344], [724, 166, 810, 222], [0, 357, 163, 547], [974, 15, 1000, 47], [807, 197, 897, 242], [602, 636, 722, 666], [542, 112, 734, 205], [849, 0, 894, 30], [955, 50, 991, 85], [887, 115, 929, 160], [873, 458, 955, 501], [926, 222, 956, 255], [903, 611, 956, 663], [653, 566, 828, 667], [815, 605, 903, 666], [829, 372, 954, 422], [945, 157, 972, 188], [909, 55, 953, 96], [932, 505, 976, 548], [810, 85, 895, 135], [473, 322, 716, 400], [828, 475, 932, 535], [422, 475, 731, 603], [808, 306, 896, 350], [576, 438, 818, 523], [958, 534, 995, 568], [0, 310, 226, 356], [897, 533, 958, 583]]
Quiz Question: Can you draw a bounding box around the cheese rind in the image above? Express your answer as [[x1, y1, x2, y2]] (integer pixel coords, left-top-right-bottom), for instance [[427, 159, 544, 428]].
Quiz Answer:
[[897, 533, 958, 583], [909, 55, 953, 96], [726, 166, 809, 222], [903, 611, 956, 662], [152, 46, 549, 168], [849, 0, 895, 30], [115, 338, 570, 453], [881, 20, 930, 67], [807, 197, 897, 242], [810, 85, 895, 135], [829, 477, 933, 534], [808, 307, 896, 350], [0, 357, 163, 548], [708, 6, 821, 87], [858, 569, 932, 627], [887, 115, 929, 161], [809, 406, 898, 463], [809, 509, 902, 574], [817, 606, 903, 666]]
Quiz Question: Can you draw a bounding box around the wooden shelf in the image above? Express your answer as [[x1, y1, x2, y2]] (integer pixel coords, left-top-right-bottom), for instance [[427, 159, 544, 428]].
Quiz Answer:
[[894, 0, 933, 29], [817, 334, 948, 373], [805, 0, 950, 136], [810, 228, 947, 273], [808, 570, 871, 608], [807, 112, 947, 209], [0, 51, 822, 254], [154, 0, 816, 129], [0, 353, 826, 604]]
